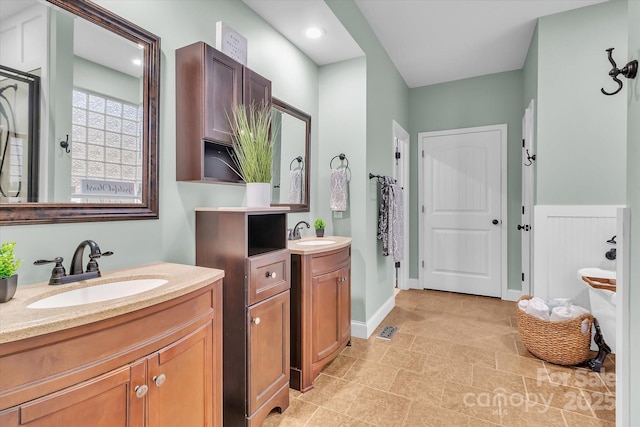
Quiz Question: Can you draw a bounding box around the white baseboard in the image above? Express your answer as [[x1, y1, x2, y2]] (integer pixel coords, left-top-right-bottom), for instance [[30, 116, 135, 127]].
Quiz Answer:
[[350, 295, 395, 339], [503, 289, 523, 302]]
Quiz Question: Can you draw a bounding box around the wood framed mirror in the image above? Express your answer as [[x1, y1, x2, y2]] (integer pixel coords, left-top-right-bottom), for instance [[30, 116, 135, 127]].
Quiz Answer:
[[0, 0, 159, 225], [270, 98, 310, 213]]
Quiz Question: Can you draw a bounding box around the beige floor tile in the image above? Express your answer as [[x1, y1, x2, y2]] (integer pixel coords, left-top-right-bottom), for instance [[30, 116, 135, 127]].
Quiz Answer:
[[346, 386, 412, 426], [380, 346, 428, 372], [423, 354, 473, 386], [343, 358, 399, 390], [388, 368, 446, 403], [376, 331, 416, 349], [500, 401, 566, 427], [562, 410, 616, 427], [305, 407, 375, 427], [514, 340, 540, 360], [341, 337, 389, 362], [496, 351, 548, 381], [263, 398, 319, 427], [322, 354, 357, 378], [439, 381, 503, 424], [544, 364, 610, 394], [523, 376, 594, 418], [298, 373, 363, 414], [472, 365, 525, 395], [582, 390, 616, 422], [446, 343, 497, 370], [410, 335, 455, 357], [403, 400, 469, 426]]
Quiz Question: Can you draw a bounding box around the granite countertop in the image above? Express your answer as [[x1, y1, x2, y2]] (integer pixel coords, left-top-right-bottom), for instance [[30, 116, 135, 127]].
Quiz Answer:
[[287, 235, 352, 255], [0, 262, 224, 344]]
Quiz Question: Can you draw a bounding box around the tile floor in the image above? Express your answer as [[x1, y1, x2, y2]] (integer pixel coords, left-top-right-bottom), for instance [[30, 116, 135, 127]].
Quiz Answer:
[[264, 289, 616, 427]]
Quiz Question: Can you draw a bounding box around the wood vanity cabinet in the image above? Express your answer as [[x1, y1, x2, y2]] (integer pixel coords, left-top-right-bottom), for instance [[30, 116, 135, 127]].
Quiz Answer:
[[195, 208, 290, 427], [290, 245, 351, 392], [176, 41, 271, 183], [0, 281, 223, 427]]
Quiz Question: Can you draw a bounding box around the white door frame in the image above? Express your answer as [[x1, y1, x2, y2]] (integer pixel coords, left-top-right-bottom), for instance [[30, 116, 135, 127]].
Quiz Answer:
[[521, 99, 535, 296], [418, 124, 508, 299], [392, 120, 410, 290]]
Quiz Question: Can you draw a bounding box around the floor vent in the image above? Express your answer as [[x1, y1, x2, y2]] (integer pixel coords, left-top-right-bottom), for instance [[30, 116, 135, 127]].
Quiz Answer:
[[377, 325, 398, 340]]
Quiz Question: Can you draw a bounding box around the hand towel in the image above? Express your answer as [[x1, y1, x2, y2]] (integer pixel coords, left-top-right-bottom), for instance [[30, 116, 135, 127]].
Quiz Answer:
[[524, 297, 550, 320], [330, 168, 348, 211], [377, 177, 404, 262], [550, 304, 589, 321], [288, 169, 303, 204]]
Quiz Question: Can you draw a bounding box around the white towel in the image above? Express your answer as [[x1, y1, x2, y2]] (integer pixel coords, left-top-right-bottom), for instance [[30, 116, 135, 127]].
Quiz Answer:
[[550, 304, 589, 321], [330, 168, 348, 211], [524, 297, 550, 320], [288, 169, 303, 204]]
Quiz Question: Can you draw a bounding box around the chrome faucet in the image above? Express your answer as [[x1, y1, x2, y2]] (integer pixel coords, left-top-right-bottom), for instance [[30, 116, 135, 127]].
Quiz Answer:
[[288, 221, 310, 240], [34, 240, 113, 285]]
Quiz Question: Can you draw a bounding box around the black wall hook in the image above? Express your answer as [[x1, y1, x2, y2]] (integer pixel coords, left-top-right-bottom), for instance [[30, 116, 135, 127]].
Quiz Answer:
[[524, 149, 536, 166], [60, 134, 70, 153], [601, 48, 638, 96]]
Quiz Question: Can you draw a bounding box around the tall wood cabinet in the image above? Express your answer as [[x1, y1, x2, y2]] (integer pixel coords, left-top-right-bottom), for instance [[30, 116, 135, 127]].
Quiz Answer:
[[290, 245, 351, 392], [196, 208, 290, 427], [175, 41, 271, 183]]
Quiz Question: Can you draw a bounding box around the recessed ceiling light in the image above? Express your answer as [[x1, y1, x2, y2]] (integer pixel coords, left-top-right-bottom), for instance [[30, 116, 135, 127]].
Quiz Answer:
[[132, 58, 142, 66], [305, 27, 326, 39]]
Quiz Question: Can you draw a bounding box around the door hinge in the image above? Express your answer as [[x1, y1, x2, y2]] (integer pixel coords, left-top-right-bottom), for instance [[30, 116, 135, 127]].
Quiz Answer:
[[522, 272, 525, 281], [422, 150, 424, 158], [421, 205, 425, 213], [395, 151, 401, 159], [522, 206, 525, 215], [422, 260, 425, 268], [522, 138, 525, 148]]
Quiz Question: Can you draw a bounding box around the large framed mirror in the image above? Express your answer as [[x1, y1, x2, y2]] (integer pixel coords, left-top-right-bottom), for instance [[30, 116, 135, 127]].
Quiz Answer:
[[0, 0, 159, 225], [270, 98, 310, 213]]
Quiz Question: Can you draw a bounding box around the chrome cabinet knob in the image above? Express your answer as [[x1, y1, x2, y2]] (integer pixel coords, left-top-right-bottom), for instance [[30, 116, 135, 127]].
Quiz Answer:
[[153, 374, 166, 387], [265, 271, 276, 279], [253, 317, 261, 325], [134, 384, 149, 398]]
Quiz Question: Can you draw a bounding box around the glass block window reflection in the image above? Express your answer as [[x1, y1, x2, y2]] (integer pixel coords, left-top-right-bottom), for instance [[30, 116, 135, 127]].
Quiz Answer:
[[71, 89, 142, 201]]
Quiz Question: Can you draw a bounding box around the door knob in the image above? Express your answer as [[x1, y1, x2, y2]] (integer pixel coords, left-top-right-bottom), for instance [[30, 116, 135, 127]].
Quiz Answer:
[[492, 219, 499, 225], [517, 224, 530, 231], [153, 374, 166, 387], [134, 384, 148, 398]]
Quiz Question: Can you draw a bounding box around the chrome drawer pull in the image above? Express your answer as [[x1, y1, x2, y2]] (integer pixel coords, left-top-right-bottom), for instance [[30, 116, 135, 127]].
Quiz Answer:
[[265, 271, 277, 279], [134, 384, 148, 398], [252, 317, 261, 325]]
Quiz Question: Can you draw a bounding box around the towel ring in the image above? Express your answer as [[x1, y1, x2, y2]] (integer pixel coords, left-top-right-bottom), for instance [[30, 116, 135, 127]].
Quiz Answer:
[[289, 156, 304, 170], [330, 153, 349, 169]]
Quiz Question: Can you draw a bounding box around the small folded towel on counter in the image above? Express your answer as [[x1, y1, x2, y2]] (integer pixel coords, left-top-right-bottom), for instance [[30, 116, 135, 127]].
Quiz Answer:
[[330, 168, 348, 211], [288, 169, 303, 204]]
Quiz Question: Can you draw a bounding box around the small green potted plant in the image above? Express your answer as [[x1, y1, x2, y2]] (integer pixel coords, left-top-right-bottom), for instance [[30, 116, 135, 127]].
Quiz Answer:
[[314, 218, 326, 238], [0, 241, 21, 303]]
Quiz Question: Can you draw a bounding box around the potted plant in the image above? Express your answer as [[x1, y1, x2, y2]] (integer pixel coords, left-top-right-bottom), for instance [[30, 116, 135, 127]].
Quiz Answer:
[[314, 218, 326, 238], [227, 102, 275, 207], [0, 241, 21, 303]]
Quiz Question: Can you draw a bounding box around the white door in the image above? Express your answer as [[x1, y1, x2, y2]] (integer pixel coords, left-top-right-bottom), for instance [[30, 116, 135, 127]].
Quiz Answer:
[[392, 120, 410, 290], [521, 100, 535, 295], [418, 125, 506, 298]]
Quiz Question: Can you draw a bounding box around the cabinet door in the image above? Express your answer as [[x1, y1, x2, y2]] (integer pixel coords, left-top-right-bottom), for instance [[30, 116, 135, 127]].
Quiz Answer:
[[247, 291, 290, 415], [147, 323, 214, 427], [11, 365, 141, 427], [338, 265, 352, 345], [243, 68, 271, 109], [204, 46, 242, 144], [311, 269, 342, 363]]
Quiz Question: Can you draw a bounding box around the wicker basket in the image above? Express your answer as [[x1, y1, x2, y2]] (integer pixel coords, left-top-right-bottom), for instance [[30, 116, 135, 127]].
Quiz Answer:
[[516, 295, 593, 365]]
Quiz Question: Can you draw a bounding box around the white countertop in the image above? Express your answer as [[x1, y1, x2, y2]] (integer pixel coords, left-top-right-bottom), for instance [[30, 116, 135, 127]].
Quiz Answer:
[[287, 235, 352, 255]]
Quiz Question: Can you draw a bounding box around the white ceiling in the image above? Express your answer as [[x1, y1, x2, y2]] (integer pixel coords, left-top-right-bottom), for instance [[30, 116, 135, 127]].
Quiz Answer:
[[243, 0, 607, 88]]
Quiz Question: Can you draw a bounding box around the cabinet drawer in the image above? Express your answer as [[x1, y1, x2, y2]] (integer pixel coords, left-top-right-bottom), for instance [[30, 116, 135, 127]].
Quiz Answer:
[[311, 246, 351, 276], [247, 250, 290, 305]]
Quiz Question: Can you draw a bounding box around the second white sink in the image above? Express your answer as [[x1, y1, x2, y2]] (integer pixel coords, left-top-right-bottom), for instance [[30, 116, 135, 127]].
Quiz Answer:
[[296, 240, 336, 246], [27, 278, 169, 309]]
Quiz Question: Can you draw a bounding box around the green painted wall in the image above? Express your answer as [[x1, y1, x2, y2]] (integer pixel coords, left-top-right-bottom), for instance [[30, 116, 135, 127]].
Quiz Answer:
[[408, 70, 524, 289], [2, 0, 319, 286], [536, 0, 627, 205], [627, 0, 639, 421], [325, 0, 410, 322], [318, 57, 367, 320]]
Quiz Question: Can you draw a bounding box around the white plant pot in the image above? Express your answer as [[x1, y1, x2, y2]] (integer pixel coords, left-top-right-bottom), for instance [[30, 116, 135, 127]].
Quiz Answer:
[[246, 182, 271, 208]]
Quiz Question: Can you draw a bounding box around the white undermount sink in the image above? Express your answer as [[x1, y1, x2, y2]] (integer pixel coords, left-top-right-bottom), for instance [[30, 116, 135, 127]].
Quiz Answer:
[[26, 278, 169, 309], [296, 240, 336, 246], [576, 267, 616, 281]]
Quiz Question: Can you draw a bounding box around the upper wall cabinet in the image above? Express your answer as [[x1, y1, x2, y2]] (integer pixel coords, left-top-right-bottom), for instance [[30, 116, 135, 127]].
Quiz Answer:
[[175, 41, 271, 183]]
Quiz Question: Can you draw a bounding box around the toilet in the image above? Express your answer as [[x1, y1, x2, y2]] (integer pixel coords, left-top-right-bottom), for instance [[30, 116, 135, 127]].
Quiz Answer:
[[577, 268, 616, 353]]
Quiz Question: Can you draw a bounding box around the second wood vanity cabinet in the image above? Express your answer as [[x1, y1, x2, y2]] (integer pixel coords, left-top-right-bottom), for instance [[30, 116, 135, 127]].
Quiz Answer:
[[196, 208, 290, 427], [290, 244, 351, 392], [176, 41, 271, 183], [0, 275, 223, 427]]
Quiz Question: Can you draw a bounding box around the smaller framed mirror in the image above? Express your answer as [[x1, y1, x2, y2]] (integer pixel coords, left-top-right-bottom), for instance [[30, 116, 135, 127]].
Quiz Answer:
[[270, 98, 310, 213]]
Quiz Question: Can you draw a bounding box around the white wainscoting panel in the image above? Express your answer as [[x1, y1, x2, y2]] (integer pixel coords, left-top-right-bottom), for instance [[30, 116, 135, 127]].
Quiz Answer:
[[533, 205, 620, 309]]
